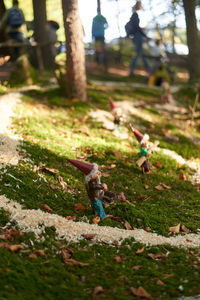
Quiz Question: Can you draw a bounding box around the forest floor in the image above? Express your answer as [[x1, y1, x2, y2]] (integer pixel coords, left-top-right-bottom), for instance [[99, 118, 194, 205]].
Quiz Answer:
[[0, 71, 200, 300]]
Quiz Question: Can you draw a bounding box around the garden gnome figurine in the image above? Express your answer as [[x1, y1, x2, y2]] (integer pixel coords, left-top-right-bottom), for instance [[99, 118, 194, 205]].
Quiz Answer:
[[161, 80, 171, 104], [109, 97, 125, 127], [66, 158, 108, 219], [130, 124, 159, 174]]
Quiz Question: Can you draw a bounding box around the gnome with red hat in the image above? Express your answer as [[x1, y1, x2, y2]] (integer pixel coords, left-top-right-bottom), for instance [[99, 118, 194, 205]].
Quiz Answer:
[[66, 158, 108, 219], [109, 97, 125, 128], [130, 124, 151, 174]]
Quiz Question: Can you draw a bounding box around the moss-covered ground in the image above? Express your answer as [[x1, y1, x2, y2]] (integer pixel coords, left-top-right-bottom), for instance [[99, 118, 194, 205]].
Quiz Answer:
[[0, 74, 200, 299]]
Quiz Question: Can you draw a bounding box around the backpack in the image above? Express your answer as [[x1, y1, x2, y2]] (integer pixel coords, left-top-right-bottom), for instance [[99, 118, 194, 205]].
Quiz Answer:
[[8, 8, 24, 28], [125, 20, 135, 37]]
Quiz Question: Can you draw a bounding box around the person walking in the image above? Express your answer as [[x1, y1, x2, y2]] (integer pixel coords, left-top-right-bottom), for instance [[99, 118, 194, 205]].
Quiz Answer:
[[0, 0, 25, 60], [128, 1, 150, 76], [92, 8, 108, 65]]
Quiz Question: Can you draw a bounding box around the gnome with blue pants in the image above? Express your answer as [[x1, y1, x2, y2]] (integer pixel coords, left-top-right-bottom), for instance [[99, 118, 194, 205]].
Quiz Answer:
[[66, 158, 109, 219]]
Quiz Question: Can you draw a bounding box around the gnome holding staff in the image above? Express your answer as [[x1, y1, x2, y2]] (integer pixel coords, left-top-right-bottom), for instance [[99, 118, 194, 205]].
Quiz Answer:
[[66, 158, 110, 219], [130, 124, 159, 174]]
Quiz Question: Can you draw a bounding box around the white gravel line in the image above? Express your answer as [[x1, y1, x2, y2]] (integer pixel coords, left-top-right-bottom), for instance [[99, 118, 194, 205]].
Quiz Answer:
[[0, 195, 200, 248], [0, 92, 21, 167]]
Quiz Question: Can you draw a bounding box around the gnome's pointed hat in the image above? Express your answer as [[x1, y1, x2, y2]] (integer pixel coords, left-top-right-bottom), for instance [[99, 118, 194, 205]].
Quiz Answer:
[[109, 97, 118, 111], [130, 125, 149, 144], [66, 158, 98, 181]]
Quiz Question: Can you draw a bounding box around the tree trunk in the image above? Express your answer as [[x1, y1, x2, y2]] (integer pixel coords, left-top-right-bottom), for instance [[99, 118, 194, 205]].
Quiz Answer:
[[0, 0, 6, 43], [32, 0, 54, 69], [62, 0, 87, 101], [183, 0, 200, 80]]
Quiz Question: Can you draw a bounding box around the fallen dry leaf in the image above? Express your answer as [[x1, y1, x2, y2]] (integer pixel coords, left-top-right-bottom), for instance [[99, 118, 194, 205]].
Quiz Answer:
[[5, 228, 23, 237], [35, 250, 46, 257], [38, 162, 43, 168], [50, 184, 60, 190], [82, 234, 96, 240], [114, 256, 123, 263], [93, 286, 104, 295], [147, 253, 155, 260], [0, 234, 10, 241], [118, 192, 126, 202], [74, 203, 86, 211], [101, 172, 109, 177], [62, 258, 88, 266], [92, 216, 100, 224], [19, 152, 27, 157], [42, 167, 59, 174], [66, 215, 76, 221], [32, 165, 37, 172], [179, 173, 187, 181], [130, 286, 151, 298], [58, 176, 68, 191], [136, 247, 145, 254], [161, 183, 171, 190], [157, 279, 164, 286], [81, 115, 88, 123], [144, 185, 149, 190], [145, 227, 151, 232], [9, 244, 24, 252], [42, 204, 52, 212], [29, 253, 37, 259], [132, 265, 143, 270], [155, 184, 164, 191], [137, 195, 147, 201], [154, 253, 168, 259], [61, 249, 71, 263], [155, 161, 161, 168], [124, 220, 133, 230], [169, 224, 180, 234], [181, 225, 190, 233], [108, 164, 116, 169]]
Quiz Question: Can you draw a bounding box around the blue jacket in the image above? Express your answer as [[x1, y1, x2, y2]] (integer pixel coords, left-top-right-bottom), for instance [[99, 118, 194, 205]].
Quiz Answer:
[[92, 14, 108, 38]]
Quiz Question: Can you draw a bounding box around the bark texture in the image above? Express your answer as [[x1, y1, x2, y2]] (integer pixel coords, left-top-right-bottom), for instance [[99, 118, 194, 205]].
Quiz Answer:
[[183, 0, 200, 80], [32, 0, 54, 69], [62, 0, 87, 101]]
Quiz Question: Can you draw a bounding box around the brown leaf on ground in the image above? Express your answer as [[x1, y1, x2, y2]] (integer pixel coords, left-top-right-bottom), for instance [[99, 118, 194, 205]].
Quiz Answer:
[[0, 234, 11, 241], [163, 274, 174, 279], [144, 185, 149, 190], [181, 225, 190, 233], [81, 115, 88, 123], [145, 227, 151, 232], [82, 234, 96, 240], [157, 279, 164, 286], [118, 192, 126, 202], [124, 220, 132, 230], [50, 184, 60, 190], [169, 224, 180, 234], [114, 256, 123, 263], [62, 258, 88, 266], [101, 172, 109, 177], [108, 164, 116, 169], [111, 216, 121, 222], [42, 167, 59, 174], [161, 183, 171, 190], [29, 253, 37, 259], [93, 286, 104, 295], [155, 184, 164, 191], [9, 244, 24, 252], [19, 152, 27, 157], [133, 265, 143, 270], [179, 173, 187, 181], [154, 253, 168, 259], [42, 204, 52, 212], [130, 286, 151, 298], [155, 161, 161, 168], [5, 228, 23, 237], [58, 176, 68, 190], [38, 162, 43, 168], [35, 250, 46, 257], [66, 215, 76, 221], [32, 165, 37, 172], [61, 249, 71, 263], [147, 253, 155, 259], [92, 216, 100, 224], [136, 247, 145, 254], [137, 218, 143, 222], [137, 195, 147, 201], [0, 242, 9, 249], [74, 203, 86, 211]]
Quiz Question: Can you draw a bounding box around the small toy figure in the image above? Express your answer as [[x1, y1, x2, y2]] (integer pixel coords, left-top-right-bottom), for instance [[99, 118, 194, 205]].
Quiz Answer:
[[109, 97, 125, 127], [66, 158, 109, 219], [130, 124, 159, 174], [161, 79, 171, 104]]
